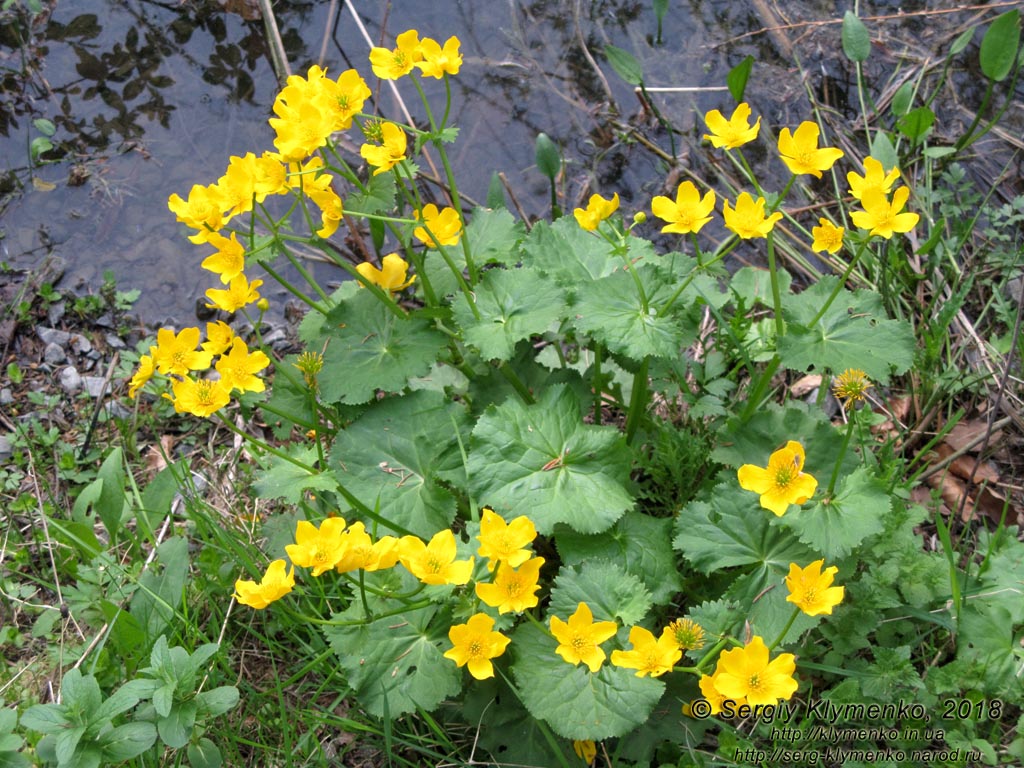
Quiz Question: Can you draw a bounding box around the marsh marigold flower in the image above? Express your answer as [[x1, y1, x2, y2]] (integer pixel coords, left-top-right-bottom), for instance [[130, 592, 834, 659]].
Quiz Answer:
[[360, 122, 408, 176], [215, 337, 270, 394], [667, 618, 705, 651], [168, 184, 225, 244], [167, 376, 231, 418], [356, 254, 416, 292], [573, 192, 620, 231], [833, 368, 871, 408], [369, 29, 423, 80], [573, 740, 597, 766], [397, 529, 474, 586], [610, 626, 682, 678], [286, 517, 348, 577], [703, 103, 761, 149], [550, 602, 618, 673], [847, 156, 901, 202], [416, 36, 463, 78], [696, 668, 744, 715], [320, 68, 371, 132], [334, 522, 400, 573], [201, 320, 235, 356], [711, 636, 798, 707], [850, 187, 919, 239], [127, 353, 155, 399], [414, 204, 462, 247], [443, 612, 511, 680], [738, 440, 818, 516], [205, 274, 264, 313], [233, 559, 295, 609], [651, 181, 716, 235], [811, 218, 845, 254], [152, 326, 213, 376], [475, 557, 544, 614], [201, 231, 247, 284], [777, 121, 844, 178], [476, 507, 536, 570], [785, 559, 845, 616], [722, 193, 782, 240]]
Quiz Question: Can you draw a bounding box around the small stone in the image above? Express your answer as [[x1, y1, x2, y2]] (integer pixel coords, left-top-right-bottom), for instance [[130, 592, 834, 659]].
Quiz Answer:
[[104, 333, 127, 349], [59, 366, 82, 394], [37, 326, 72, 346], [70, 333, 92, 355], [0, 434, 11, 461], [44, 341, 67, 365], [0, 388, 12, 405], [47, 300, 66, 325], [83, 376, 108, 398]]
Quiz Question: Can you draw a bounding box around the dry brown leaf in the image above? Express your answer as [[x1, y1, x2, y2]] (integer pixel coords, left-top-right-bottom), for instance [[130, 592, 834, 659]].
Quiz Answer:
[[943, 419, 1003, 453], [790, 374, 821, 398], [219, 0, 261, 21]]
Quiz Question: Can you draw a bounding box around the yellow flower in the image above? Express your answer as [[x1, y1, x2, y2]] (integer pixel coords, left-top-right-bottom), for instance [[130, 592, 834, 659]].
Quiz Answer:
[[252, 151, 289, 199], [215, 337, 270, 393], [285, 517, 348, 577], [214, 153, 259, 220], [573, 740, 597, 766], [127, 353, 155, 399], [811, 218, 844, 254], [666, 618, 705, 651], [201, 320, 236, 356], [573, 192, 620, 231], [712, 636, 798, 707], [475, 557, 544, 614], [549, 602, 618, 673], [168, 184, 225, 244], [201, 231, 247, 284], [167, 376, 231, 418], [294, 350, 324, 390], [152, 327, 213, 376], [416, 36, 462, 78], [696, 669, 743, 715], [833, 368, 871, 408], [308, 185, 344, 239], [722, 193, 783, 239], [785, 559, 845, 616], [777, 121, 844, 178], [360, 121, 407, 176], [334, 522, 400, 573], [321, 68, 372, 132], [269, 66, 338, 161], [205, 274, 264, 313], [703, 103, 761, 149], [476, 507, 537, 570], [849, 187, 919, 239], [397, 529, 474, 586], [233, 559, 295, 609], [610, 625, 682, 678], [737, 440, 818, 516], [847, 156, 900, 202], [413, 204, 462, 247], [443, 612, 511, 680], [369, 29, 423, 80], [355, 254, 416, 292], [651, 181, 716, 235]]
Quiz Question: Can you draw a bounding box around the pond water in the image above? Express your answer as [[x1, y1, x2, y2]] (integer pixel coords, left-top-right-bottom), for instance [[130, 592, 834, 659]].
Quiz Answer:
[[0, 0, 1018, 325]]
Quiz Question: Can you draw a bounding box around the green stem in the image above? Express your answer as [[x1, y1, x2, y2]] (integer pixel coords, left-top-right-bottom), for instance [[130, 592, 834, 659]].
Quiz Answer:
[[807, 239, 868, 327], [766, 232, 785, 338], [693, 636, 733, 674], [769, 607, 802, 651], [624, 358, 649, 445], [592, 343, 603, 425], [259, 260, 326, 313], [499, 362, 536, 405], [739, 355, 782, 422], [825, 413, 856, 498]]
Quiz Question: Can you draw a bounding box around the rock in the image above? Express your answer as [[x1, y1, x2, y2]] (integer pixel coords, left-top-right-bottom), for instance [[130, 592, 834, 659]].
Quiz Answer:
[[0, 434, 11, 461], [59, 366, 82, 394], [83, 376, 108, 398], [0, 388, 12, 405], [44, 342, 67, 365], [37, 326, 72, 346], [47, 300, 66, 325], [104, 333, 126, 349], [70, 333, 92, 355]]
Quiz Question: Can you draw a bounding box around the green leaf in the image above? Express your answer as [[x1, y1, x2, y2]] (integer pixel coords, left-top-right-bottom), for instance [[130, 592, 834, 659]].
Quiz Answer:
[[730, 266, 792, 307], [19, 704, 70, 735], [778, 278, 915, 383], [522, 218, 624, 287], [452, 268, 565, 361], [468, 385, 633, 534], [511, 622, 663, 740], [97, 722, 157, 761], [61, 667, 102, 715], [129, 536, 189, 642], [950, 25, 976, 56], [196, 686, 240, 717], [869, 131, 899, 172], [726, 55, 754, 103], [32, 117, 56, 137], [343, 172, 395, 214], [841, 11, 871, 63], [549, 560, 652, 626], [93, 678, 145, 722], [30, 136, 53, 162], [461, 677, 567, 765], [187, 738, 224, 768], [571, 266, 694, 360], [534, 133, 561, 180], [55, 726, 87, 766], [897, 106, 935, 142], [465, 206, 525, 267], [604, 43, 643, 85], [95, 448, 128, 543], [328, 390, 467, 537], [890, 81, 914, 117], [157, 700, 197, 748], [673, 482, 816, 583], [251, 444, 336, 505], [325, 603, 462, 719], [781, 467, 889, 559], [556, 512, 683, 605], [320, 291, 447, 404], [486, 171, 506, 209], [980, 9, 1020, 82]]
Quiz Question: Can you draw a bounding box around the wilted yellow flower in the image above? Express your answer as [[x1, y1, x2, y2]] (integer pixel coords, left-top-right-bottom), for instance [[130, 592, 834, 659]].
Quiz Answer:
[[397, 529, 474, 586], [550, 602, 618, 673], [811, 218, 845, 254], [233, 559, 295, 609], [651, 181, 716, 235], [414, 204, 462, 247], [475, 557, 544, 614], [737, 440, 818, 516], [712, 636, 798, 707], [443, 612, 511, 680], [573, 192, 620, 231], [833, 368, 871, 407], [285, 517, 348, 577], [777, 121, 844, 178], [666, 618, 705, 651], [294, 350, 324, 390], [476, 507, 536, 570], [610, 625, 682, 678], [205, 274, 264, 313], [722, 193, 783, 240], [847, 156, 900, 202], [785, 559, 845, 616], [849, 187, 919, 239], [355, 254, 416, 292], [703, 103, 761, 149], [369, 29, 423, 80], [416, 36, 462, 78], [573, 740, 597, 766]]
